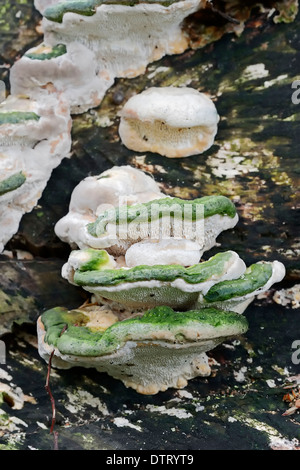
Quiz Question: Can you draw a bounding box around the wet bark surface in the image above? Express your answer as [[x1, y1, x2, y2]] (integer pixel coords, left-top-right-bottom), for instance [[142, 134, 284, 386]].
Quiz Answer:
[[0, 0, 299, 450]]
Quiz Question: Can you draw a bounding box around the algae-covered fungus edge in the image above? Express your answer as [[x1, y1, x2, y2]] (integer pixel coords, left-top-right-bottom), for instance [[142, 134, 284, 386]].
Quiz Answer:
[[37, 304, 249, 394]]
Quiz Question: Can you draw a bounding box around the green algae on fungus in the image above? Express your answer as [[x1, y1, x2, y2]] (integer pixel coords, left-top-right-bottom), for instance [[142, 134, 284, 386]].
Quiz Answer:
[[66, 251, 285, 312], [15, 2, 202, 115], [0, 112, 40, 125], [0, 172, 26, 197], [37, 303, 249, 393], [204, 263, 274, 303], [0, 92, 72, 254], [73, 250, 240, 287], [64, 249, 246, 310], [41, 305, 249, 357], [87, 195, 237, 238], [44, 0, 185, 23], [196, 260, 286, 313], [25, 44, 67, 61], [54, 165, 165, 249]]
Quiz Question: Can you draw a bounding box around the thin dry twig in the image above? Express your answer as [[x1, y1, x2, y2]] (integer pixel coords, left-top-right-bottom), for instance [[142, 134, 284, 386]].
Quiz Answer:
[[45, 350, 56, 435], [45, 324, 68, 450]]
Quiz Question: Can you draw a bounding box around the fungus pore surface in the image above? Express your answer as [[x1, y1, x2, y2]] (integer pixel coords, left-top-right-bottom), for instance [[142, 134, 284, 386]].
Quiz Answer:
[[119, 87, 220, 158]]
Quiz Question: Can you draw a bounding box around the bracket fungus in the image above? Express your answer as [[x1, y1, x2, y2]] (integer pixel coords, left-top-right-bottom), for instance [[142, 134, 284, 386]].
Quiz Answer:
[[54, 166, 239, 255], [0, 92, 71, 253], [12, 1, 288, 395], [197, 260, 286, 313], [3, 0, 297, 250], [62, 249, 247, 309], [37, 167, 286, 393], [10, 41, 114, 115], [37, 305, 249, 395], [118, 87, 220, 158], [38, 250, 285, 394], [11, 0, 205, 113], [79, 194, 238, 255]]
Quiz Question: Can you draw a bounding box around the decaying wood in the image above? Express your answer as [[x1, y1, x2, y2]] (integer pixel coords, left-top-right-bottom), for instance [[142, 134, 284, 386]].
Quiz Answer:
[[0, 0, 299, 451]]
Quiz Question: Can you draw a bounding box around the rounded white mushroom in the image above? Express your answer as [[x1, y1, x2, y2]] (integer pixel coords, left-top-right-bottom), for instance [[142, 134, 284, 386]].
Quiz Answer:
[[118, 87, 220, 158]]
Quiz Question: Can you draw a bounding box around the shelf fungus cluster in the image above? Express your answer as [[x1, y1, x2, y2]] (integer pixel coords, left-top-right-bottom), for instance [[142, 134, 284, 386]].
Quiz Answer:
[[0, 92, 71, 253], [12, 0, 206, 114], [37, 167, 286, 394], [1, 0, 297, 251]]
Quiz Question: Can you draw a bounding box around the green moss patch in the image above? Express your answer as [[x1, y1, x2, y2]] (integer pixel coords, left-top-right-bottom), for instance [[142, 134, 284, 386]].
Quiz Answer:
[[73, 250, 235, 286], [41, 305, 248, 356]]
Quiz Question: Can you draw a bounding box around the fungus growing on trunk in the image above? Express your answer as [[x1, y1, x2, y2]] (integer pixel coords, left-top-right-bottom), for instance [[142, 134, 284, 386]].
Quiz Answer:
[[62, 249, 247, 309], [83, 194, 238, 255], [54, 165, 165, 249], [0, 92, 71, 253], [119, 87, 219, 158], [198, 260, 286, 313]]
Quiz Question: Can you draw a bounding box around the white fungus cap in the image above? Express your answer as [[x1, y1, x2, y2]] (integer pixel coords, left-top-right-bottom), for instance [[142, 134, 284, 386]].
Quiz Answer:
[[119, 87, 220, 158], [0, 92, 71, 253]]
